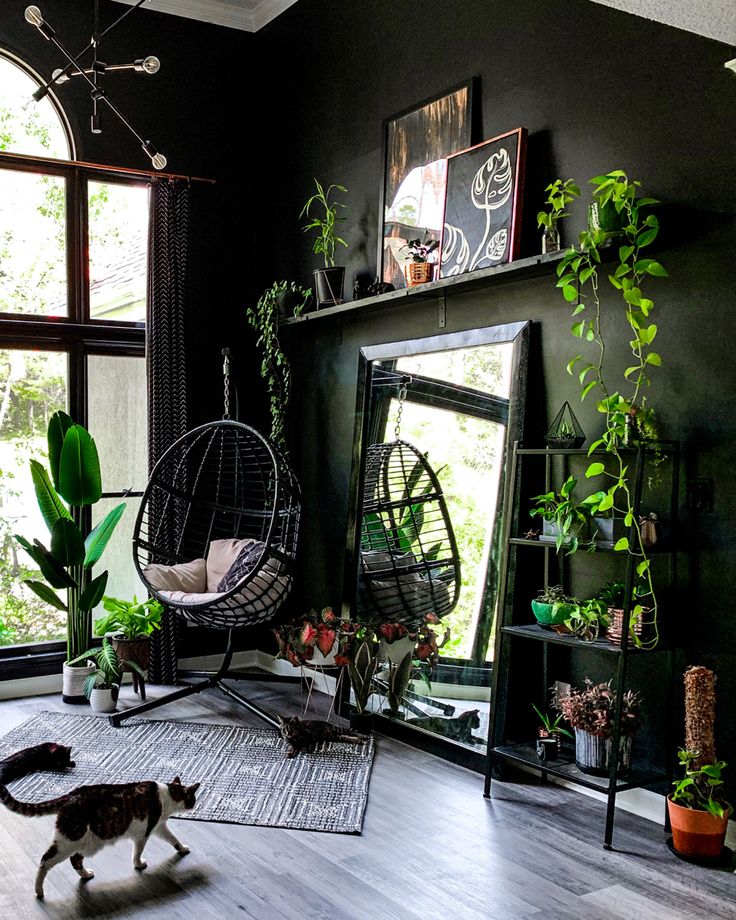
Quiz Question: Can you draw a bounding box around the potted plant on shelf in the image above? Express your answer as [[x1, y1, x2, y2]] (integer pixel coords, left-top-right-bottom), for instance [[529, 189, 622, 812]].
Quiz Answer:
[[530, 475, 605, 553], [400, 236, 439, 287], [537, 178, 580, 254], [246, 281, 311, 454], [545, 400, 585, 449], [300, 178, 348, 307], [15, 412, 125, 704], [668, 665, 731, 861], [94, 595, 162, 692], [595, 581, 653, 647], [532, 703, 572, 760], [554, 678, 641, 776], [530, 584, 577, 630], [562, 596, 610, 642]]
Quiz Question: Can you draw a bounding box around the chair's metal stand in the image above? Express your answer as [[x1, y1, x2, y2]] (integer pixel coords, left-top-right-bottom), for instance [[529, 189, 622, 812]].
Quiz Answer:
[[109, 629, 299, 729]]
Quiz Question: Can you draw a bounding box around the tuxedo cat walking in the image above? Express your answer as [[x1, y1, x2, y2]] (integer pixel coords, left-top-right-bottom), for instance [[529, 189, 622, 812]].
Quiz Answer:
[[0, 776, 200, 898]]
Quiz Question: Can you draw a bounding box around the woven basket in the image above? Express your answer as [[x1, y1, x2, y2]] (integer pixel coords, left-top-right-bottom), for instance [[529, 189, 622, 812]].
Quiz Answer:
[[403, 262, 434, 286]]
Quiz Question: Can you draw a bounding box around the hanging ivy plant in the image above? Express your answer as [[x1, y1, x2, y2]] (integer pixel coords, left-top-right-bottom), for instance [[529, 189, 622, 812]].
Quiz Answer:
[[246, 281, 312, 452], [554, 169, 668, 648]]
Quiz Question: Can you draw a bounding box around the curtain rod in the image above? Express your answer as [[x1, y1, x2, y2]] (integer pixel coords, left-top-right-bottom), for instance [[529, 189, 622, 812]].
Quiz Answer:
[[0, 150, 216, 184]]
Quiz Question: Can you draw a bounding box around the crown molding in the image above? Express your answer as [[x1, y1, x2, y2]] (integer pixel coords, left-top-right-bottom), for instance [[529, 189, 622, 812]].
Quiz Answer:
[[112, 0, 298, 33]]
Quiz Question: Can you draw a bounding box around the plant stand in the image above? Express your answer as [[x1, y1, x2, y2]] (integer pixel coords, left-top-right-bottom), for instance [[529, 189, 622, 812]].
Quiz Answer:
[[484, 441, 680, 849]]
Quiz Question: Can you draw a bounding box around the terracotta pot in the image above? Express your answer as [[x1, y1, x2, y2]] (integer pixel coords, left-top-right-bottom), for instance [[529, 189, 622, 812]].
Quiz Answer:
[[62, 660, 95, 704], [606, 607, 654, 646], [667, 796, 730, 859]]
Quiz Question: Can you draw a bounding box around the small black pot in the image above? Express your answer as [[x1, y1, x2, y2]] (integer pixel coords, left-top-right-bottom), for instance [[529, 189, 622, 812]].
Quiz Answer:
[[313, 267, 345, 307]]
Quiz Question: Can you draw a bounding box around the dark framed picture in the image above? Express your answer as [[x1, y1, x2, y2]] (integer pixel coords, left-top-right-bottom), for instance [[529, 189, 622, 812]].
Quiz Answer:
[[439, 127, 527, 278], [379, 79, 475, 289]]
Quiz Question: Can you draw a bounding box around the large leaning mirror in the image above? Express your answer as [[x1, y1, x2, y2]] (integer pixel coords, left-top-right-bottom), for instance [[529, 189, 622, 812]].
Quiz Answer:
[[345, 320, 529, 766]]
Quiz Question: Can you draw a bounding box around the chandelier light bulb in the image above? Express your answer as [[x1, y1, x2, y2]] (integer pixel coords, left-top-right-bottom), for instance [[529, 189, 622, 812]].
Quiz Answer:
[[52, 67, 69, 85], [138, 56, 161, 75], [24, 5, 43, 26], [152, 152, 167, 170]]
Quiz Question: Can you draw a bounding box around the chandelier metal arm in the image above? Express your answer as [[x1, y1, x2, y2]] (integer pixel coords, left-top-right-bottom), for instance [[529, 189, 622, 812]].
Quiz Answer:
[[25, 2, 166, 169], [31, 0, 151, 102]]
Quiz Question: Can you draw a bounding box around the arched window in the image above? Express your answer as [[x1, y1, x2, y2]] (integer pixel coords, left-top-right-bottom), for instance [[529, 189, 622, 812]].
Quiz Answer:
[[0, 49, 147, 659], [0, 49, 74, 159]]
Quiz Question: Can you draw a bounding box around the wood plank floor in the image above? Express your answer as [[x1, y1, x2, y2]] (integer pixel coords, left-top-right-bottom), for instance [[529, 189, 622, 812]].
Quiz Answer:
[[0, 679, 733, 919]]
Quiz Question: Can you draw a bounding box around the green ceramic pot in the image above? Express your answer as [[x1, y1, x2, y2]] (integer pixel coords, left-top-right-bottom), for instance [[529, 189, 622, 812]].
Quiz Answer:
[[531, 599, 568, 628]]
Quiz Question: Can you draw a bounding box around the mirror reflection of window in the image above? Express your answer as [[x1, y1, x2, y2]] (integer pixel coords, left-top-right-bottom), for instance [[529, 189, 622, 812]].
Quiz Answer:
[[361, 337, 519, 753]]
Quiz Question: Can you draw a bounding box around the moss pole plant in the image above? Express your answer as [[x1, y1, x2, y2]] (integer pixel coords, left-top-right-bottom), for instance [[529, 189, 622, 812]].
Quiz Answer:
[[555, 170, 668, 648]]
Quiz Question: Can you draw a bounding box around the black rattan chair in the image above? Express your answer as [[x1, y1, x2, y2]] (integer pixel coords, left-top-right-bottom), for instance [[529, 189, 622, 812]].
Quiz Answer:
[[110, 420, 300, 728], [357, 439, 460, 629]]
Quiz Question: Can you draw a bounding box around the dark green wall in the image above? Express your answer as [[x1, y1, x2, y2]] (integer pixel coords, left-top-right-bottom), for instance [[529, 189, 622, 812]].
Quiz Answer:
[[255, 1, 736, 776]]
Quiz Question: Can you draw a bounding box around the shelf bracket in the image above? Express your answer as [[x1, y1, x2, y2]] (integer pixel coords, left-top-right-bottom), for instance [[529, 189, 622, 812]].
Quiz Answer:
[[438, 294, 447, 329]]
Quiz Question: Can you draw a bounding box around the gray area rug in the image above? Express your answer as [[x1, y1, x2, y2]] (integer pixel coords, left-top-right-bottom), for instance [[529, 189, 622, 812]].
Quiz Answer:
[[0, 711, 374, 834]]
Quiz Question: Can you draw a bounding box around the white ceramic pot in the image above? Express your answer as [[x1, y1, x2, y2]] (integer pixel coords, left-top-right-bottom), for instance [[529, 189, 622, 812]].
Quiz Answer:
[[89, 687, 117, 714], [379, 635, 416, 666], [62, 661, 95, 704]]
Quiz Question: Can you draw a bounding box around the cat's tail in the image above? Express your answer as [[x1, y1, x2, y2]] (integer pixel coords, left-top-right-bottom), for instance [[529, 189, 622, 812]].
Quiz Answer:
[[0, 785, 66, 816]]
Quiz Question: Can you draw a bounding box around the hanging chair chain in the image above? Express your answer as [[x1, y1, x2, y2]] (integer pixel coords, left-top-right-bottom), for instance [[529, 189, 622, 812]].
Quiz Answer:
[[394, 374, 412, 440], [222, 347, 231, 420]]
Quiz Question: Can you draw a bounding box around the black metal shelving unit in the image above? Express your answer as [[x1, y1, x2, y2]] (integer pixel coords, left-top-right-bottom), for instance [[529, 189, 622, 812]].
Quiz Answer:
[[484, 441, 680, 849]]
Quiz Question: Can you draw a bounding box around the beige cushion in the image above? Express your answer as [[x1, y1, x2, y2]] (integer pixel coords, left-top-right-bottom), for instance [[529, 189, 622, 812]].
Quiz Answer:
[[144, 558, 207, 593], [205, 538, 257, 592]]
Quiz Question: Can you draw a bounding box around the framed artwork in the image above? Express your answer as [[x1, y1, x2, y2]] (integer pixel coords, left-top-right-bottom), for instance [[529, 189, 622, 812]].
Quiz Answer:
[[439, 127, 527, 278], [379, 79, 474, 289]]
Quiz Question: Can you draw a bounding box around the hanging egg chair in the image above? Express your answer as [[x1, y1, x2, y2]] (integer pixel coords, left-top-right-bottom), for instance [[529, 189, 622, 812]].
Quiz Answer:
[[358, 438, 461, 629]]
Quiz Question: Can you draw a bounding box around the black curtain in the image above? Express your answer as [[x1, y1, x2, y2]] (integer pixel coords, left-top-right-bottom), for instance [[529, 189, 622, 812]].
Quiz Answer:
[[146, 179, 190, 684]]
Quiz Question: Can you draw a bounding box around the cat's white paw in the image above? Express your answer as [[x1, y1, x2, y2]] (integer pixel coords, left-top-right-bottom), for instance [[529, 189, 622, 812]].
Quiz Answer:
[[175, 844, 190, 856], [134, 860, 148, 871]]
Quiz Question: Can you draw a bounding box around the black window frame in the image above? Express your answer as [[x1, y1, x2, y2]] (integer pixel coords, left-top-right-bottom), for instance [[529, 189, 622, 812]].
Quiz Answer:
[[0, 151, 148, 679]]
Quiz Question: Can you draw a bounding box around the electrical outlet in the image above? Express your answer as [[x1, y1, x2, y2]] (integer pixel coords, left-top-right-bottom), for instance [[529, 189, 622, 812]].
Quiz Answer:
[[687, 478, 714, 512], [555, 680, 571, 700]]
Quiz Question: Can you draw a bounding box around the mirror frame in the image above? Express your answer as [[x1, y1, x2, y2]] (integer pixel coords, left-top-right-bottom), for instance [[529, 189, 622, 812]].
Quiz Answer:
[[341, 320, 531, 768]]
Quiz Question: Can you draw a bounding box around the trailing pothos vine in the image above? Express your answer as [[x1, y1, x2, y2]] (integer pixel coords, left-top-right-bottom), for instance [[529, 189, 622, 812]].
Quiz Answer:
[[551, 170, 668, 648], [246, 281, 312, 453]]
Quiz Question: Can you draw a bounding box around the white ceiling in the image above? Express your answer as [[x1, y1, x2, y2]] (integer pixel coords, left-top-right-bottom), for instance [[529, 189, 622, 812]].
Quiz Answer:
[[113, 0, 736, 43], [590, 0, 736, 45], [112, 0, 298, 33]]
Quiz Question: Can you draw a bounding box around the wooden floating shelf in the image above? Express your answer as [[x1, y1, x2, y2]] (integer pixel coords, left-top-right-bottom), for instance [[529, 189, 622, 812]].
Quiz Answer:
[[280, 251, 567, 327]]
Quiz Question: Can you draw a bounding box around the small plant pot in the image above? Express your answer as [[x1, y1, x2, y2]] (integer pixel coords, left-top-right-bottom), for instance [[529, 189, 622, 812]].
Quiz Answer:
[[667, 797, 731, 859], [531, 599, 568, 629], [403, 261, 434, 286], [313, 267, 345, 307], [541, 226, 560, 255], [592, 515, 627, 548], [588, 200, 626, 245], [111, 636, 150, 672], [536, 736, 558, 761], [574, 729, 632, 776], [538, 519, 586, 547], [89, 687, 117, 714], [62, 660, 95, 705], [606, 606, 654, 646]]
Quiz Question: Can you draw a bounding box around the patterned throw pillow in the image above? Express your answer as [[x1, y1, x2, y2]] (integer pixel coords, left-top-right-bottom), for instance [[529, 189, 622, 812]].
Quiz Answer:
[[216, 540, 266, 593]]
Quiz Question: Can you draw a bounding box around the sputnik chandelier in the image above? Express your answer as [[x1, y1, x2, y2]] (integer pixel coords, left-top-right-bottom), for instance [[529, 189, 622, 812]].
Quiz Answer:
[[24, 0, 167, 169]]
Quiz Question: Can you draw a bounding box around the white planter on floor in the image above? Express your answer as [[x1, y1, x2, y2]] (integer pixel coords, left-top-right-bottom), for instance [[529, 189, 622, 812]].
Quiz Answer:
[[89, 687, 117, 714], [62, 661, 95, 704]]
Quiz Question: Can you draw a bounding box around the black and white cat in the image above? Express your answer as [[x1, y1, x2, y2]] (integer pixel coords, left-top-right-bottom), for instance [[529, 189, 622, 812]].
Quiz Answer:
[[0, 776, 200, 899], [277, 715, 367, 758]]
